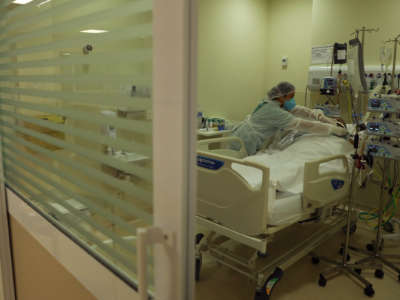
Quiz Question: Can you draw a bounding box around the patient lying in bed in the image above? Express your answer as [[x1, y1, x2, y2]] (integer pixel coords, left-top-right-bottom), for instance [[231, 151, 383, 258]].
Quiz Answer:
[[232, 132, 354, 194]]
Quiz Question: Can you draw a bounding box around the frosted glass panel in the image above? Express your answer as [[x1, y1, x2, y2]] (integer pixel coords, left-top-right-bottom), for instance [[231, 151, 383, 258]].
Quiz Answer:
[[0, 0, 153, 289]]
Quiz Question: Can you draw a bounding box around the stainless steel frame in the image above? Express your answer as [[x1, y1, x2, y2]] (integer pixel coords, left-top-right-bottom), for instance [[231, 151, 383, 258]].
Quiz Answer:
[[349, 158, 400, 281], [196, 211, 346, 295], [312, 155, 381, 297]]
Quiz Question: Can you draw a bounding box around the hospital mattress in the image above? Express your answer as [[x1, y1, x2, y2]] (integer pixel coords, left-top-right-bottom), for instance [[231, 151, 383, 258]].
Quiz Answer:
[[231, 134, 354, 225], [266, 192, 303, 225]]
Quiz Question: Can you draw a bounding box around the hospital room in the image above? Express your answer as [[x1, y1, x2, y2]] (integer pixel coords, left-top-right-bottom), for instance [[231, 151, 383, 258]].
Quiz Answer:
[[195, 0, 400, 299], [0, 1, 400, 300]]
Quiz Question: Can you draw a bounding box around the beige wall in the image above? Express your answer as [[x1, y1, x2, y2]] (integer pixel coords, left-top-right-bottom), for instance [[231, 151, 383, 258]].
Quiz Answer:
[[0, 263, 3, 300], [197, 0, 313, 121], [312, 0, 400, 66], [197, 0, 269, 121], [197, 0, 400, 119], [265, 0, 313, 106], [10, 217, 96, 300]]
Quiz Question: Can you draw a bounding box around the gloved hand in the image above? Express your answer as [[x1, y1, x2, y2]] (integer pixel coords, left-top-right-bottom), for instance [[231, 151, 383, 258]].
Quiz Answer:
[[329, 125, 348, 137], [336, 121, 346, 128], [313, 109, 325, 121], [319, 114, 339, 126]]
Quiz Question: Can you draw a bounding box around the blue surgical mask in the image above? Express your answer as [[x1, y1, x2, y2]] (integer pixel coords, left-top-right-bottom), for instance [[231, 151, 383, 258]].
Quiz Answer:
[[283, 98, 296, 111]]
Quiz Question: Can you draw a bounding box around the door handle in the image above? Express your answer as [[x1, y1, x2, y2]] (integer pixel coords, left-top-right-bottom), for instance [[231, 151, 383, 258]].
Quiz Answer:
[[137, 226, 171, 300]]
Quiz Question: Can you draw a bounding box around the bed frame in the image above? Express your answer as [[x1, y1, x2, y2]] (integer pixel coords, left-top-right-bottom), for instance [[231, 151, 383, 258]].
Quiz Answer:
[[195, 136, 352, 298]]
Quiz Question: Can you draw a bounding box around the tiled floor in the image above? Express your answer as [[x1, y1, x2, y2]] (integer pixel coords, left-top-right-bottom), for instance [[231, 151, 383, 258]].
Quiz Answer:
[[196, 224, 400, 300]]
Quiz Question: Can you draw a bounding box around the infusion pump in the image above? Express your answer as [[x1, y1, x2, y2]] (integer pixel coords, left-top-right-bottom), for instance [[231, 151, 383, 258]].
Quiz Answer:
[[308, 65, 400, 92]]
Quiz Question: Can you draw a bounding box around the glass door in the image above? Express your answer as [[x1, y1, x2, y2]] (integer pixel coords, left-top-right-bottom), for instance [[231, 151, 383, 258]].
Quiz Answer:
[[0, 0, 195, 299]]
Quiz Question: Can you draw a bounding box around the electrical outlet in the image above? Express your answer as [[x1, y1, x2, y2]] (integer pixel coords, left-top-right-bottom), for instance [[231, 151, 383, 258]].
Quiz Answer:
[[282, 56, 288, 68]]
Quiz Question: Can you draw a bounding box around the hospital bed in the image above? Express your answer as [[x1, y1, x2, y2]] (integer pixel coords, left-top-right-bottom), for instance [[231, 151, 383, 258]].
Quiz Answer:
[[195, 135, 355, 299]]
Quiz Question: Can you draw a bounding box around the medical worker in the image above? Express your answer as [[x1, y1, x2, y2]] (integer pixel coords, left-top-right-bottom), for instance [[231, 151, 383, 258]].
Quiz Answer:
[[232, 81, 347, 155]]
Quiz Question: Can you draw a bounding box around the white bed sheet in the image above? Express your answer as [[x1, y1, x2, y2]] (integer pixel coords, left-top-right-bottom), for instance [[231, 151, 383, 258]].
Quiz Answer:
[[232, 134, 354, 194], [268, 192, 304, 226]]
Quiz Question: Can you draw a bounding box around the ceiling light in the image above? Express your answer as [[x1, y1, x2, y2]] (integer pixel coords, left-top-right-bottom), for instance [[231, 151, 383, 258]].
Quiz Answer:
[[12, 0, 34, 4], [80, 29, 109, 34]]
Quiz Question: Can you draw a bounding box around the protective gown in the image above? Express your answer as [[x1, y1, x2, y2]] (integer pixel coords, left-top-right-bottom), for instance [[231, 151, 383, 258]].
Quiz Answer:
[[232, 99, 346, 156]]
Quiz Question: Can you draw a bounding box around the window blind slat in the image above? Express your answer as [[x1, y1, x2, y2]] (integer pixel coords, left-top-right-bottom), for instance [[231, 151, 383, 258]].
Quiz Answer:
[[0, 74, 151, 87], [0, 87, 151, 110], [0, 0, 97, 37], [1, 131, 152, 204], [0, 1, 12, 9], [0, 119, 152, 182], [4, 175, 139, 274], [0, 50, 151, 70], [0, 109, 151, 156], [3, 145, 150, 231], [0, 24, 152, 59], [0, 0, 153, 286], [0, 0, 152, 48], [0, 98, 152, 135], [4, 155, 138, 254]]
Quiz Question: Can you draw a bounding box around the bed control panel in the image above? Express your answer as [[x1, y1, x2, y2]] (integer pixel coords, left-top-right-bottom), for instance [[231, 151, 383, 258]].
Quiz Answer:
[[197, 155, 225, 170], [366, 121, 400, 138], [368, 97, 400, 113]]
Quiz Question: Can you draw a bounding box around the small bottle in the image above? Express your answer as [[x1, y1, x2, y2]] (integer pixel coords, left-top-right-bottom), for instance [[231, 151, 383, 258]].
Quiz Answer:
[[197, 112, 203, 129]]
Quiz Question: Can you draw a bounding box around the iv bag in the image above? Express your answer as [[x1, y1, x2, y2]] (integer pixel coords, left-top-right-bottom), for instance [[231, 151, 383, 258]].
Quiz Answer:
[[379, 46, 393, 67], [347, 38, 367, 96]]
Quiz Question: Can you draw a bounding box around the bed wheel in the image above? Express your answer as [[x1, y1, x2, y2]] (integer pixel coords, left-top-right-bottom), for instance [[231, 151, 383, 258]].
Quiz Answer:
[[257, 251, 268, 258], [195, 255, 202, 282], [354, 268, 362, 275], [374, 269, 384, 279], [364, 285, 375, 297], [366, 243, 375, 252], [311, 256, 320, 265], [255, 268, 283, 300], [254, 290, 268, 300], [318, 274, 327, 287]]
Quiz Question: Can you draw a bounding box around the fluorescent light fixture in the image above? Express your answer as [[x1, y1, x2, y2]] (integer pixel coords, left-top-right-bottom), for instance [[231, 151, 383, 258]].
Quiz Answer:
[[12, 0, 34, 4], [80, 29, 109, 34], [37, 0, 52, 7]]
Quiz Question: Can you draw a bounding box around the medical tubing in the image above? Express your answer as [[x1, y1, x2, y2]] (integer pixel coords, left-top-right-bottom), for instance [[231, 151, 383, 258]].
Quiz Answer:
[[358, 182, 400, 229]]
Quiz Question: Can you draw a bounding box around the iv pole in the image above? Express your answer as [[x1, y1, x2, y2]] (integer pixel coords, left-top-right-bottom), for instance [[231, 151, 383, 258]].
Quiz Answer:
[[351, 27, 379, 85], [351, 26, 380, 51], [312, 35, 380, 298], [384, 34, 400, 91]]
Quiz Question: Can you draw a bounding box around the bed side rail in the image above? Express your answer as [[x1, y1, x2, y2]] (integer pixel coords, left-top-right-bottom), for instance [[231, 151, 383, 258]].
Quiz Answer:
[[197, 136, 247, 158], [196, 150, 270, 235], [197, 150, 269, 191], [303, 154, 350, 208]]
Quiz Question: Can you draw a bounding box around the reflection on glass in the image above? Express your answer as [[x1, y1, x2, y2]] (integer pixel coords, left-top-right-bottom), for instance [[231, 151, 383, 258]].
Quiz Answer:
[[0, 0, 154, 290]]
